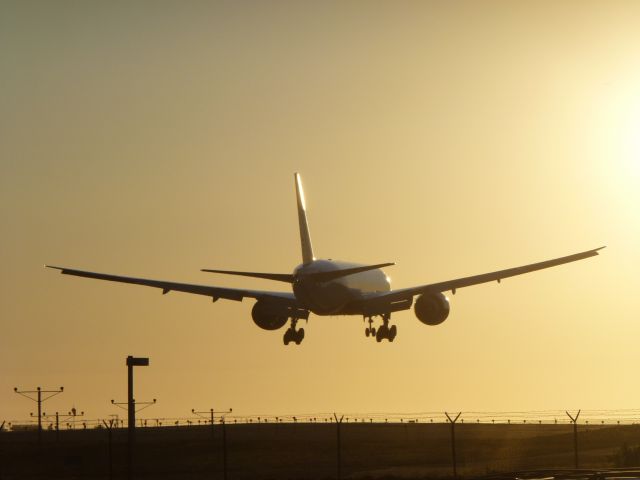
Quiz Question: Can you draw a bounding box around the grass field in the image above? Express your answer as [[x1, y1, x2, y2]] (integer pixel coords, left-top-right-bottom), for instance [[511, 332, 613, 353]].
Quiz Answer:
[[2, 422, 640, 479]]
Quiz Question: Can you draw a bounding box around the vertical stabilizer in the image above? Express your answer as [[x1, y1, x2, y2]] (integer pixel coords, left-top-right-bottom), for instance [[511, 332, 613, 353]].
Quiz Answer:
[[294, 173, 315, 264]]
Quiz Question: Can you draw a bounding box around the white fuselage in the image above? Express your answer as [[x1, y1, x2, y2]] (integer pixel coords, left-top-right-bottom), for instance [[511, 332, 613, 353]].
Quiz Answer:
[[292, 260, 391, 315]]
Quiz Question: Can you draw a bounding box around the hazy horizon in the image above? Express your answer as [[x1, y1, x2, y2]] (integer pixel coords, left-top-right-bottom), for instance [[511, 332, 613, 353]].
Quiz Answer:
[[2, 1, 639, 421]]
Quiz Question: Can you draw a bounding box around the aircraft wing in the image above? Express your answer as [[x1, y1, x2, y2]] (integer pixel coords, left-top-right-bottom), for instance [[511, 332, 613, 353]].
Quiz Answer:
[[362, 246, 604, 307], [46, 266, 299, 306]]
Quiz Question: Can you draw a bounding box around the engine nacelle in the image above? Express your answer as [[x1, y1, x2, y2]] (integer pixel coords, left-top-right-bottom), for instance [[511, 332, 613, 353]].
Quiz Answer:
[[414, 292, 450, 326], [251, 301, 290, 331]]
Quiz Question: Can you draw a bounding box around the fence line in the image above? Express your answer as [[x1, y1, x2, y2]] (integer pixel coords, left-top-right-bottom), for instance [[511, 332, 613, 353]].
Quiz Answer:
[[4, 408, 640, 431]]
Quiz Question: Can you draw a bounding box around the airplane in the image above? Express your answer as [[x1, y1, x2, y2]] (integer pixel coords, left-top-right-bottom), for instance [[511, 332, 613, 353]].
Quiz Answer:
[[47, 173, 604, 345]]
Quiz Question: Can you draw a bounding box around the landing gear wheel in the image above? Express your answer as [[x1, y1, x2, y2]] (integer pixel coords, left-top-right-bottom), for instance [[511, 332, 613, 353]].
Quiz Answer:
[[389, 325, 397, 342], [376, 325, 386, 343], [283, 317, 305, 346], [365, 316, 377, 340]]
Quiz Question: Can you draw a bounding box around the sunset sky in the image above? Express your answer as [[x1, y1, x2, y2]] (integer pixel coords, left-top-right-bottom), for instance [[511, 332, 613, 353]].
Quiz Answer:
[[2, 1, 639, 422]]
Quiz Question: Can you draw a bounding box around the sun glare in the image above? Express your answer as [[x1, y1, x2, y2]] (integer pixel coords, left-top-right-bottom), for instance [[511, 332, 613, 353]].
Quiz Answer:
[[616, 88, 640, 178], [624, 108, 640, 176]]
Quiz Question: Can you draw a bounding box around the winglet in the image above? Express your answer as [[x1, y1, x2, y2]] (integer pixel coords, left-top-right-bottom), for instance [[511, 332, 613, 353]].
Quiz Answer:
[[295, 173, 315, 264], [582, 246, 606, 258]]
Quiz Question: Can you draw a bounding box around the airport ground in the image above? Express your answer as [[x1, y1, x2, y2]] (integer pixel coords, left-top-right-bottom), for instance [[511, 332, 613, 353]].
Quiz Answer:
[[2, 422, 640, 479]]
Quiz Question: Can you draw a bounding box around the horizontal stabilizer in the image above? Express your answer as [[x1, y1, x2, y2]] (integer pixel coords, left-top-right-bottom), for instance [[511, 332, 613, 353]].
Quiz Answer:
[[304, 263, 394, 283], [201, 269, 294, 283]]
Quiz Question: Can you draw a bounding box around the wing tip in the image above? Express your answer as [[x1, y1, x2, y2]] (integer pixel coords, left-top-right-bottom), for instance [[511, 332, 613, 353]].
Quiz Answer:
[[45, 265, 63, 271]]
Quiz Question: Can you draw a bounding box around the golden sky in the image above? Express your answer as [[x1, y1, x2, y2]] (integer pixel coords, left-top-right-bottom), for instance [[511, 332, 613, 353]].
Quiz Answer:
[[1, 1, 639, 421]]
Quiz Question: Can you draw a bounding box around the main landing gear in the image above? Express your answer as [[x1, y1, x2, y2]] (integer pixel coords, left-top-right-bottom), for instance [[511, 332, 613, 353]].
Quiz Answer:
[[283, 317, 305, 345], [364, 313, 397, 343]]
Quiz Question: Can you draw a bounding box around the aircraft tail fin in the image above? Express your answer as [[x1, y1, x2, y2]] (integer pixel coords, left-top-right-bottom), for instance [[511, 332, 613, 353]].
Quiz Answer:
[[295, 173, 315, 264]]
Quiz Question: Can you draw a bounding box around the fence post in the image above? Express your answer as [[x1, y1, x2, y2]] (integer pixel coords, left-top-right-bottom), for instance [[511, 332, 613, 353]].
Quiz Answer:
[[334, 413, 345, 480], [0, 421, 5, 480], [445, 412, 462, 478], [566, 410, 581, 469], [222, 418, 228, 480], [102, 419, 115, 480]]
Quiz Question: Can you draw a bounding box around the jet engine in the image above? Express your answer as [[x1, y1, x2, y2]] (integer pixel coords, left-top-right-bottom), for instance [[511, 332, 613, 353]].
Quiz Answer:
[[251, 301, 290, 330], [414, 292, 450, 326]]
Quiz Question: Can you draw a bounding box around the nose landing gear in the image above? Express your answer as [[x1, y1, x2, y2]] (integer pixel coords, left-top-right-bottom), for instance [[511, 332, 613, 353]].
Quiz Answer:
[[283, 317, 305, 345], [364, 313, 397, 342]]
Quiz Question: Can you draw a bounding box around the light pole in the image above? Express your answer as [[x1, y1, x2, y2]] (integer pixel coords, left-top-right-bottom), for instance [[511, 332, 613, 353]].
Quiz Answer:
[[14, 386, 63, 445], [110, 356, 152, 480], [192, 407, 232, 478], [192, 407, 233, 440], [68, 407, 85, 430]]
